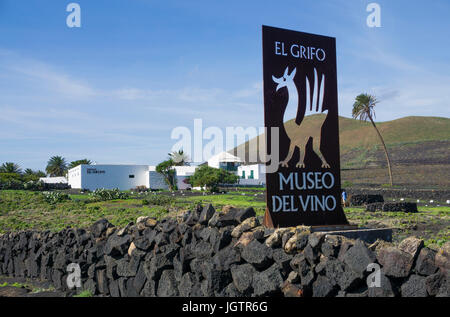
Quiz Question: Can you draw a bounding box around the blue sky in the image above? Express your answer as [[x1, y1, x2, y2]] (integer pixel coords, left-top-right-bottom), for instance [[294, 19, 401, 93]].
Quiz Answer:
[[1, 0, 449, 170]]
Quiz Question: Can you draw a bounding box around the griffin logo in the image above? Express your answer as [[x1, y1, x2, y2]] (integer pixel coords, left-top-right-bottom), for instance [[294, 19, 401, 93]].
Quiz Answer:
[[272, 66, 330, 169]]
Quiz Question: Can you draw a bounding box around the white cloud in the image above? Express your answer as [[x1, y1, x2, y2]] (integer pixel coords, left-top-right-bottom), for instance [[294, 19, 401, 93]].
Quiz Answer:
[[3, 59, 96, 98]]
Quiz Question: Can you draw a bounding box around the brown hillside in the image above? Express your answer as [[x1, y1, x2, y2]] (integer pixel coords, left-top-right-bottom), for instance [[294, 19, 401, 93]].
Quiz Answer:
[[230, 116, 450, 188]]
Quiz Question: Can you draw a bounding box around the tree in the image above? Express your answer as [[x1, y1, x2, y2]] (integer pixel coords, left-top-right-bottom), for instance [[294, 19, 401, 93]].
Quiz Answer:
[[156, 159, 177, 190], [0, 162, 22, 174], [35, 170, 46, 177], [23, 169, 46, 179], [168, 149, 190, 166], [68, 159, 92, 169], [24, 168, 34, 176], [352, 93, 393, 186], [188, 165, 239, 192], [46, 156, 68, 177]]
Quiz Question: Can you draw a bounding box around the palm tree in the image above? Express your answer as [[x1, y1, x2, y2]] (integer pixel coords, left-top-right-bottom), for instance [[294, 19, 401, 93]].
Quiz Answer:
[[46, 156, 68, 177], [24, 168, 46, 177], [0, 162, 22, 174], [168, 149, 190, 166], [24, 168, 35, 175], [68, 159, 92, 169], [35, 170, 46, 177], [352, 93, 393, 186]]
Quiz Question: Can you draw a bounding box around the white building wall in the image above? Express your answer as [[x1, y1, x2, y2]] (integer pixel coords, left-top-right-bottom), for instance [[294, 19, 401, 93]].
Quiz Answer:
[[69, 164, 149, 191], [237, 164, 266, 185], [147, 167, 169, 190], [68, 166, 82, 189], [238, 179, 265, 186], [40, 177, 68, 184], [67, 161, 265, 191], [174, 166, 197, 190]]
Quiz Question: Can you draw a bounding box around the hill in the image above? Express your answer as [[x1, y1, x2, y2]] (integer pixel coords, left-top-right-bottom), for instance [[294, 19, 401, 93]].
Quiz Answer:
[[230, 116, 450, 188]]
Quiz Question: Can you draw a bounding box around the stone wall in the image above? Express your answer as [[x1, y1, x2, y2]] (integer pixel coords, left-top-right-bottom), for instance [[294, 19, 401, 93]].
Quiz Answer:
[[0, 204, 448, 297], [347, 188, 449, 202]]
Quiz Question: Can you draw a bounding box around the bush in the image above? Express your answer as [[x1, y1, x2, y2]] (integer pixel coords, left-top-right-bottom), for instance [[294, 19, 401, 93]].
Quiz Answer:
[[89, 188, 129, 201], [0, 173, 24, 190], [0, 173, 52, 191], [23, 180, 45, 191], [156, 160, 177, 191], [0, 179, 23, 190], [189, 165, 239, 192], [42, 191, 71, 204]]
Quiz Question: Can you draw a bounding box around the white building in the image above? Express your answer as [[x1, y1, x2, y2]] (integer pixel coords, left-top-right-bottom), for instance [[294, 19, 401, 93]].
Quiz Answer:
[[68, 164, 151, 191], [67, 152, 265, 191], [237, 164, 266, 186], [207, 152, 242, 171], [173, 166, 198, 190], [68, 164, 197, 191], [39, 176, 68, 184]]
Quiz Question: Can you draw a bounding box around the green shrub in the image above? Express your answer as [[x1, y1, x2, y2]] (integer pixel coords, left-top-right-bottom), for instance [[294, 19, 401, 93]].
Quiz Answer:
[[73, 290, 93, 297], [0, 179, 23, 190], [89, 188, 129, 201], [23, 180, 45, 191], [42, 191, 71, 204], [189, 165, 239, 192], [0, 172, 44, 190], [142, 194, 174, 206]]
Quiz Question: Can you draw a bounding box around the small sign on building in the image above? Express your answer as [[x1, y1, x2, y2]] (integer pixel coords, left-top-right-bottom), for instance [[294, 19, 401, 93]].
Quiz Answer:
[[262, 25, 348, 227]]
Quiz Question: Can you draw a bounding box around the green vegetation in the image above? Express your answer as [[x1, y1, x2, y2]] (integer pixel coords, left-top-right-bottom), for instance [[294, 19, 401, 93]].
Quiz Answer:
[[0, 282, 25, 288], [0, 190, 170, 232], [73, 290, 93, 297], [0, 281, 55, 293], [0, 161, 48, 190], [181, 192, 266, 216], [24, 168, 46, 178], [156, 159, 177, 190], [141, 194, 175, 206], [0, 189, 448, 248], [68, 159, 92, 170], [189, 165, 239, 192], [344, 205, 450, 246], [42, 191, 71, 204], [0, 162, 22, 174], [0, 173, 44, 190], [45, 156, 67, 177], [89, 188, 130, 201]]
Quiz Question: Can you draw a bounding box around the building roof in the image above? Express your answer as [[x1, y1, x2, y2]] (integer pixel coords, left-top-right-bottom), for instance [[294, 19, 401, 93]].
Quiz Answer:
[[207, 152, 243, 164], [39, 177, 68, 184], [68, 164, 149, 173]]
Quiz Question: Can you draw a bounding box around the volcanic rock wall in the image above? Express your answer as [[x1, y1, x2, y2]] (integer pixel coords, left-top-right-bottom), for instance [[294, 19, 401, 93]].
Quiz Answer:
[[347, 188, 448, 202], [0, 204, 448, 297]]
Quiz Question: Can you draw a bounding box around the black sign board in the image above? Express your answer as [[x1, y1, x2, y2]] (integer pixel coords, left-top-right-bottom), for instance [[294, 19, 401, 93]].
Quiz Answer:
[[262, 25, 348, 227]]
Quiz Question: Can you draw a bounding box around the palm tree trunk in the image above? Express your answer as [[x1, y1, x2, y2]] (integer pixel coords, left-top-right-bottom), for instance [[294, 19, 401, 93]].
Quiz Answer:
[[368, 116, 393, 186]]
